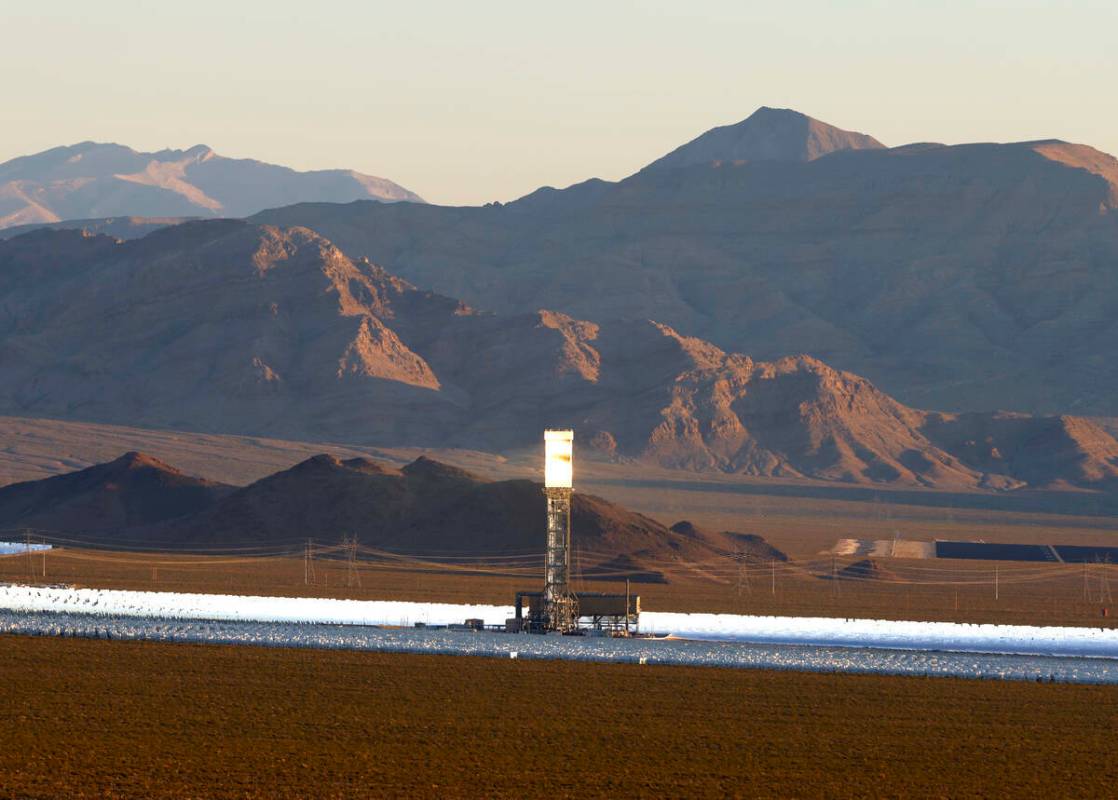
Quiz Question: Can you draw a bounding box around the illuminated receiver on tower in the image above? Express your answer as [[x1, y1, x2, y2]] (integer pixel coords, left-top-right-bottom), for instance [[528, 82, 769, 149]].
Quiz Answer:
[[544, 429, 573, 489]]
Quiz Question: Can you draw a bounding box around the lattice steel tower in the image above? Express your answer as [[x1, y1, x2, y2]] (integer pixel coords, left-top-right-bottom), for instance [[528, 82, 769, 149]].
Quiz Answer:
[[542, 429, 577, 632]]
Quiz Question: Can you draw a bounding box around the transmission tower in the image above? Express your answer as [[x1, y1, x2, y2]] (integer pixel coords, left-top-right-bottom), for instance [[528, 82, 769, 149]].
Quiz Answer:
[[735, 549, 752, 599], [304, 538, 316, 586], [1097, 557, 1114, 605], [343, 535, 361, 589]]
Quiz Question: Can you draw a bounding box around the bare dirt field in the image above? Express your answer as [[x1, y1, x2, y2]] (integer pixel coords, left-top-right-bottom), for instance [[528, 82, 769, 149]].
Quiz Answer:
[[1, 635, 1115, 799]]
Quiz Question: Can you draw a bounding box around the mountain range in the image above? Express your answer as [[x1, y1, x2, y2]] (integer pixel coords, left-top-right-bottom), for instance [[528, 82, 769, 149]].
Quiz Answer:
[[4, 107, 1118, 494], [0, 142, 422, 230], [3, 219, 1117, 491], [245, 107, 1118, 417]]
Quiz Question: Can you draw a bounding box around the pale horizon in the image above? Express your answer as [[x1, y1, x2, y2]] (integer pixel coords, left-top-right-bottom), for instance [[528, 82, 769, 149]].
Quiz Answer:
[[4, 0, 1116, 205]]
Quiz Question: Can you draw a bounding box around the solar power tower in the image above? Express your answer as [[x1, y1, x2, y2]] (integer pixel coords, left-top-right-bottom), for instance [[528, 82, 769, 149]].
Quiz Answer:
[[542, 429, 578, 632]]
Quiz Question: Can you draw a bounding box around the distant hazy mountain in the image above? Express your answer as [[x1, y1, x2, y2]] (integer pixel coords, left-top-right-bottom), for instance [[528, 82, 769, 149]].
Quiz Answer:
[[642, 106, 885, 169], [0, 142, 422, 229], [252, 109, 1118, 416], [3, 220, 1117, 491]]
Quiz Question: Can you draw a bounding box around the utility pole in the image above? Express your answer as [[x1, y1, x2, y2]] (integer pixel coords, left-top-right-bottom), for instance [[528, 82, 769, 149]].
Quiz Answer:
[[994, 566, 999, 601], [771, 559, 776, 597], [625, 577, 631, 636], [574, 543, 584, 594], [40, 536, 46, 579], [24, 529, 34, 583]]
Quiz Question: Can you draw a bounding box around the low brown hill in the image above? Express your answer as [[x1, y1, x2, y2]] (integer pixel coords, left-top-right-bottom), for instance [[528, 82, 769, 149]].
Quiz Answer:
[[832, 559, 901, 582], [669, 521, 787, 563], [0, 451, 231, 534], [127, 455, 728, 579]]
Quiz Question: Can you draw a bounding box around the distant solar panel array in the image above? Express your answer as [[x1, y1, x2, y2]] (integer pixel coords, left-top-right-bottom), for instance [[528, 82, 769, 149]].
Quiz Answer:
[[935, 541, 1118, 564]]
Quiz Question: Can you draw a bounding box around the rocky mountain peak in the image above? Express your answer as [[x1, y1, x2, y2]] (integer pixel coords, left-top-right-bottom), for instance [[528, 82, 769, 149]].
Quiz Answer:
[[642, 106, 885, 171], [109, 451, 178, 472], [400, 456, 482, 483]]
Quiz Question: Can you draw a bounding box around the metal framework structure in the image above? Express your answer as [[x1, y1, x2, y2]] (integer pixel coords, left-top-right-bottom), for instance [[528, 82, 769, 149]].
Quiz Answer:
[[514, 589, 638, 635], [542, 485, 577, 632], [509, 429, 641, 635]]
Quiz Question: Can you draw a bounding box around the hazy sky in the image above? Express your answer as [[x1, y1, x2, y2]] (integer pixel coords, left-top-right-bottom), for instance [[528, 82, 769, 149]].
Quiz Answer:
[[4, 1, 1116, 206]]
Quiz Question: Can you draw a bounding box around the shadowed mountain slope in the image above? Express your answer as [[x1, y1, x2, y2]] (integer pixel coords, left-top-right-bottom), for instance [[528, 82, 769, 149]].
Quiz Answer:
[[0, 216, 198, 241], [0, 451, 231, 532], [0, 222, 460, 444], [3, 220, 1118, 491], [154, 454, 705, 559], [0, 142, 422, 229], [3, 453, 734, 575]]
